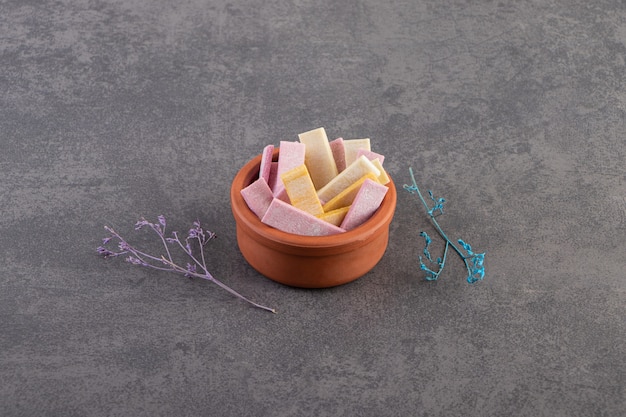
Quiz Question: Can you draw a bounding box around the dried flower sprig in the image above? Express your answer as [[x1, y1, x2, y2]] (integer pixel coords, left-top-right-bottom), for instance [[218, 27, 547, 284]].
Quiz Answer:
[[97, 215, 276, 313], [404, 168, 485, 283]]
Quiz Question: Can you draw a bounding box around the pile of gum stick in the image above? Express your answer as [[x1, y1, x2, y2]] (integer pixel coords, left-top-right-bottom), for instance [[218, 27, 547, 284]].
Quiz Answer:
[[241, 127, 390, 236]]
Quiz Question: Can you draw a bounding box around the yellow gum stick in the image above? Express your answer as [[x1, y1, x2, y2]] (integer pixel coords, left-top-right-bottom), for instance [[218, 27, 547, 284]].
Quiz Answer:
[[298, 127, 338, 190], [280, 164, 324, 216], [316, 206, 351, 227], [343, 138, 371, 166], [369, 158, 390, 185], [322, 172, 379, 212], [317, 155, 380, 203]]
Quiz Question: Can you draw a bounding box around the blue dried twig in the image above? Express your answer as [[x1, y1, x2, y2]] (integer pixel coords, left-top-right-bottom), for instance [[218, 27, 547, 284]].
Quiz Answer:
[[403, 168, 485, 283], [418, 231, 448, 281]]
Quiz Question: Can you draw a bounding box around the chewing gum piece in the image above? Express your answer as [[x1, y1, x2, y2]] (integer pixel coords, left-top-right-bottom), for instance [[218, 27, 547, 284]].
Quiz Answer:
[[298, 127, 338, 190], [317, 155, 380, 203], [241, 178, 274, 219], [281, 164, 324, 216], [340, 179, 388, 231], [322, 172, 378, 212], [262, 198, 345, 236]]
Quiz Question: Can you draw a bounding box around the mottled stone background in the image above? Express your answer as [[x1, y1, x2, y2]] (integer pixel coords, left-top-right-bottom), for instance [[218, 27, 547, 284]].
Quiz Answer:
[[1, 1, 625, 416]]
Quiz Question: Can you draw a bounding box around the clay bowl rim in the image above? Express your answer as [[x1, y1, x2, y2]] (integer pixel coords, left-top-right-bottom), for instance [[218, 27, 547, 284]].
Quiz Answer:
[[230, 149, 397, 255]]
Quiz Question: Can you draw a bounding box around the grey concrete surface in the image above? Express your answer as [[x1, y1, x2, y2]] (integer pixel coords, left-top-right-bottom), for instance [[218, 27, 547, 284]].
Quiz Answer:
[[1, 0, 625, 416]]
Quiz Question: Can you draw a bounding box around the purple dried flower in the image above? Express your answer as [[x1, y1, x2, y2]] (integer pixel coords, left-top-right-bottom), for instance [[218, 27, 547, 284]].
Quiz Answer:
[[185, 263, 197, 278], [126, 256, 143, 265], [188, 220, 205, 240], [97, 216, 275, 313], [134, 219, 150, 230], [97, 246, 116, 258], [158, 215, 166, 227], [204, 230, 216, 244]]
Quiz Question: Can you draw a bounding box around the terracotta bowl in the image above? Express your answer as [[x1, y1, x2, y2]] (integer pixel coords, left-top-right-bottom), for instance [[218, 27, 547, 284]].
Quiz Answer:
[[230, 149, 397, 288]]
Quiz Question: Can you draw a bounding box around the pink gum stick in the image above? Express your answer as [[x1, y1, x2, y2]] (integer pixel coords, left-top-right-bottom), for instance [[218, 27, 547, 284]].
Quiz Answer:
[[261, 198, 346, 236], [240, 177, 275, 219], [340, 179, 389, 231], [329, 137, 346, 173], [259, 144, 274, 183], [356, 148, 385, 165], [271, 141, 306, 196]]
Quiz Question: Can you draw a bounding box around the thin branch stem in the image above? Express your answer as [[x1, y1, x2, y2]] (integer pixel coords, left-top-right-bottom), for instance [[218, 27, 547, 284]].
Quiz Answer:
[[100, 219, 276, 313], [159, 256, 276, 313], [406, 168, 473, 279], [440, 240, 450, 276], [171, 231, 207, 273], [198, 235, 209, 275], [154, 225, 174, 264]]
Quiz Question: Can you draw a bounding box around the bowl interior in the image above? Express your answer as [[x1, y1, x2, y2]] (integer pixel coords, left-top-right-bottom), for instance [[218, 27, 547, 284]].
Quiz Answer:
[[231, 148, 397, 252]]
